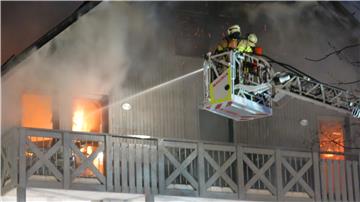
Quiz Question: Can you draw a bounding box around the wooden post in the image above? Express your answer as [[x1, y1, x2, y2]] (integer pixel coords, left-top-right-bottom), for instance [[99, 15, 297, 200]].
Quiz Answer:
[[105, 135, 113, 192], [198, 143, 205, 197], [16, 186, 26, 202], [158, 140, 165, 194], [312, 152, 321, 201], [18, 129, 26, 202], [63, 133, 71, 189], [145, 190, 154, 202], [275, 149, 283, 201], [237, 145, 245, 200]]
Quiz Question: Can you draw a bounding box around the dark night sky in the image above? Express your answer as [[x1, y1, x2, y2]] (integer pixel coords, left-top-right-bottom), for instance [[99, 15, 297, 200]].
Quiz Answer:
[[1, 1, 83, 65]]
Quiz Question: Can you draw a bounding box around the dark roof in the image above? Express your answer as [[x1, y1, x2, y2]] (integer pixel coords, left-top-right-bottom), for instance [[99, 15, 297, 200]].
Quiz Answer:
[[1, 1, 101, 76]]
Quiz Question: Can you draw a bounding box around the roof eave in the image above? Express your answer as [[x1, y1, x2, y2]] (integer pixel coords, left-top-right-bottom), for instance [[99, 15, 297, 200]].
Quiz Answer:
[[1, 1, 101, 76]]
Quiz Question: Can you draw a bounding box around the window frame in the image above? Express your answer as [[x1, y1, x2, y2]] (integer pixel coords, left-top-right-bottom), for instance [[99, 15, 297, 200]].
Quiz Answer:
[[317, 116, 346, 159]]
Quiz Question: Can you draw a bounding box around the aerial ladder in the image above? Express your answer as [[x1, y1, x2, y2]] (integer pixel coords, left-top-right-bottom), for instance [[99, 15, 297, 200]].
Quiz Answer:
[[202, 51, 360, 121]]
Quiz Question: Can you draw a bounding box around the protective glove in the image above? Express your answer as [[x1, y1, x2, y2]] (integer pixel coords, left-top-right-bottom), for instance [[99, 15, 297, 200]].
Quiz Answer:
[[204, 52, 212, 60]]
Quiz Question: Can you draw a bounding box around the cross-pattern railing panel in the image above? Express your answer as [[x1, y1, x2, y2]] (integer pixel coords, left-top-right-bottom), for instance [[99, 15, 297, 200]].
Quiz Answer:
[[23, 129, 64, 189], [66, 133, 106, 191], [240, 147, 277, 201], [1, 128, 19, 195], [199, 143, 238, 199], [278, 151, 315, 201], [158, 140, 199, 196]]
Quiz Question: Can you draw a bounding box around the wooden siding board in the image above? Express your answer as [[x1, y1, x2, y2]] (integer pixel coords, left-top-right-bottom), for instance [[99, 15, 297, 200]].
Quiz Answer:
[[346, 161, 354, 202], [353, 161, 360, 201], [108, 56, 203, 140]]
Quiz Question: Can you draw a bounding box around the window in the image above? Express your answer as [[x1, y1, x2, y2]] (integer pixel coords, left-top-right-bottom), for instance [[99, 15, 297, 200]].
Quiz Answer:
[[72, 97, 105, 176], [319, 120, 344, 160], [22, 93, 53, 129], [21, 93, 55, 144], [72, 98, 103, 133]]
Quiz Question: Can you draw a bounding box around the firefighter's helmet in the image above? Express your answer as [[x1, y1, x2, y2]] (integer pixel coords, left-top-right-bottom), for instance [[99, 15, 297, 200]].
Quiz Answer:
[[227, 25, 241, 36], [248, 33, 258, 47]]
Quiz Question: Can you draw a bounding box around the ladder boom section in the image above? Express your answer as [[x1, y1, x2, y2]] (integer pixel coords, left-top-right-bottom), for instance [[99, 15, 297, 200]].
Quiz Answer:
[[274, 74, 360, 118]]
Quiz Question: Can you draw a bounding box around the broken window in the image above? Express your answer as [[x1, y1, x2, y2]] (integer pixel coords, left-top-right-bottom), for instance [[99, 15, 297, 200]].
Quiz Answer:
[[319, 120, 344, 160]]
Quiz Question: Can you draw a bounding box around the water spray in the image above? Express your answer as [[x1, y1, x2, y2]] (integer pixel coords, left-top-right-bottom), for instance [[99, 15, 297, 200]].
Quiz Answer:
[[120, 68, 203, 104], [97, 67, 203, 113]]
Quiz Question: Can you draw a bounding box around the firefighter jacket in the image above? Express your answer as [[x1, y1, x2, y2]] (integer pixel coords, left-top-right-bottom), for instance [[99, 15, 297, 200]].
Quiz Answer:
[[215, 37, 241, 54], [237, 39, 254, 53]]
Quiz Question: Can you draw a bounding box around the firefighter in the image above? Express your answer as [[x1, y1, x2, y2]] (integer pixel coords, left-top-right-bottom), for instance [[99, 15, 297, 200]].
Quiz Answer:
[[237, 33, 258, 83], [237, 33, 258, 53], [206, 25, 242, 80], [215, 24, 242, 54]]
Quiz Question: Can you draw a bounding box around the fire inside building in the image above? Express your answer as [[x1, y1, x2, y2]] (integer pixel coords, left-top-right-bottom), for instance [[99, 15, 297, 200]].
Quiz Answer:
[[1, 1, 360, 202]]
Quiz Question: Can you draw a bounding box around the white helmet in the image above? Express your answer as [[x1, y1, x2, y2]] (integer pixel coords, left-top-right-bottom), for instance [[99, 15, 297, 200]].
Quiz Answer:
[[227, 25, 241, 36], [248, 33, 258, 47]]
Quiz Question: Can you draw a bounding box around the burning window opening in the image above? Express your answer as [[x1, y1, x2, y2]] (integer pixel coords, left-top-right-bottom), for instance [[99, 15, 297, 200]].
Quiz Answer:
[[22, 93, 53, 129], [22, 93, 54, 143], [72, 98, 103, 133], [72, 97, 106, 177], [319, 120, 344, 160]]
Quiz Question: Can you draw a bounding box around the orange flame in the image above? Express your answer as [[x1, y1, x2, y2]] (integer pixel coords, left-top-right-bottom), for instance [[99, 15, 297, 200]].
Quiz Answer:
[[22, 93, 53, 129], [72, 98, 104, 176], [22, 93, 53, 143], [319, 121, 344, 160], [72, 108, 89, 132], [72, 99, 102, 132]]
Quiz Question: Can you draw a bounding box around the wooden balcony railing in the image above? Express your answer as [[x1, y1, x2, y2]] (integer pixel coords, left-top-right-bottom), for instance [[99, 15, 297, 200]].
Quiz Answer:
[[1, 127, 360, 201]]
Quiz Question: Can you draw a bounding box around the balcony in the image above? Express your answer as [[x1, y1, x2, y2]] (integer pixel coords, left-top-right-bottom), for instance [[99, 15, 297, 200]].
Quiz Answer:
[[1, 127, 360, 201]]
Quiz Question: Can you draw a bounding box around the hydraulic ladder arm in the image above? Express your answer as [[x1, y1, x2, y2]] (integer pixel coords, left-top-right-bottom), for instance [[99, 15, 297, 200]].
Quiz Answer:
[[273, 73, 360, 118]]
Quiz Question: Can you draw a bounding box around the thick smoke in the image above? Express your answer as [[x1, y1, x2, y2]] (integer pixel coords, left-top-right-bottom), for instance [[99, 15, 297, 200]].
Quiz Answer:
[[233, 2, 360, 91], [4, 2, 359, 100], [4, 2, 177, 99]]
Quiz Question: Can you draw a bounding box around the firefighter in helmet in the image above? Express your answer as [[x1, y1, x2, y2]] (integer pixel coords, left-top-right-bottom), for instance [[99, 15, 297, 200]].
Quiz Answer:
[[237, 33, 259, 83], [206, 25, 242, 79], [237, 33, 258, 53], [215, 25, 242, 54]]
